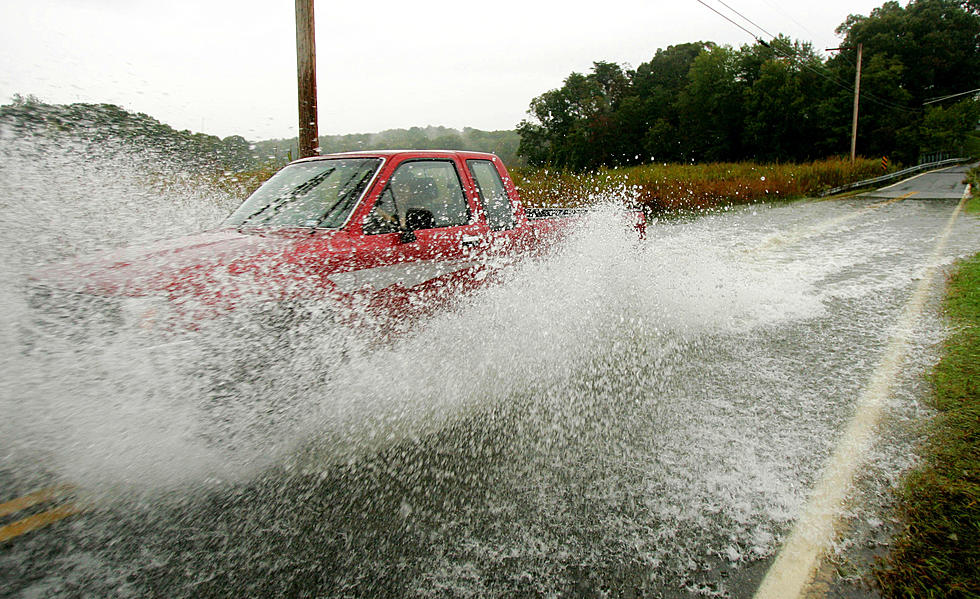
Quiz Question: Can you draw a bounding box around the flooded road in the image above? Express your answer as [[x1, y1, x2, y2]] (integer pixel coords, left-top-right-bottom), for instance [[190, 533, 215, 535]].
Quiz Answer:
[[1, 144, 978, 598]]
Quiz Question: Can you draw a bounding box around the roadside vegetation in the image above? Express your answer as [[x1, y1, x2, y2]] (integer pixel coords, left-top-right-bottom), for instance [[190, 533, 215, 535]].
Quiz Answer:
[[511, 158, 884, 210], [206, 163, 281, 200], [4, 1, 975, 216], [6, 0, 976, 214], [962, 164, 980, 213], [517, 0, 979, 171], [874, 251, 980, 597]]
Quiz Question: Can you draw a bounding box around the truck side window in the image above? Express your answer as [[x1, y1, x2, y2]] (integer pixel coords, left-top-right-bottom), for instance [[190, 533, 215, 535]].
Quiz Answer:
[[363, 187, 400, 235], [467, 160, 516, 231], [366, 160, 469, 234]]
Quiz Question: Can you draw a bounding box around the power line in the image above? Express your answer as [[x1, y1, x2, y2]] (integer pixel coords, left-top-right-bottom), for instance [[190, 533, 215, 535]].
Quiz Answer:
[[693, 0, 765, 43], [703, 0, 800, 57], [759, 11, 918, 114], [923, 88, 980, 105], [692, 0, 921, 115], [715, 0, 779, 40], [758, 0, 820, 42]]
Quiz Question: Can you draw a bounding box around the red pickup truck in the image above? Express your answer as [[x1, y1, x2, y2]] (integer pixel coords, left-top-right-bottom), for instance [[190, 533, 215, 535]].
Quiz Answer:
[[27, 150, 642, 340]]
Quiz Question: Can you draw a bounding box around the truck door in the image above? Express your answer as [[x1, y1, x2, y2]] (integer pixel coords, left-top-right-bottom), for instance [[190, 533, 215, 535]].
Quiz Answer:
[[335, 157, 490, 317]]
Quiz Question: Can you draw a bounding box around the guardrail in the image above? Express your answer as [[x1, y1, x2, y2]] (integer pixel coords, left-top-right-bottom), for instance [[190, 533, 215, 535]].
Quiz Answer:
[[820, 157, 971, 197]]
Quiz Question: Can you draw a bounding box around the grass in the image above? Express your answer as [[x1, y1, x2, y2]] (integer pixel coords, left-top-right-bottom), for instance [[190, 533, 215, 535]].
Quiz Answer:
[[962, 164, 980, 214], [874, 252, 980, 598], [510, 157, 886, 211]]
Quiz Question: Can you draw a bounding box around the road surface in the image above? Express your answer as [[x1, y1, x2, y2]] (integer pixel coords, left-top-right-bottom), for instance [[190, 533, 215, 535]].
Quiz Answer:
[[1, 164, 977, 599], [862, 166, 970, 199]]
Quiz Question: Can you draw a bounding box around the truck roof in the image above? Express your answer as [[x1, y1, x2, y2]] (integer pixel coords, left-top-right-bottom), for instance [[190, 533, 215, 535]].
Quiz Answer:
[[292, 149, 501, 163]]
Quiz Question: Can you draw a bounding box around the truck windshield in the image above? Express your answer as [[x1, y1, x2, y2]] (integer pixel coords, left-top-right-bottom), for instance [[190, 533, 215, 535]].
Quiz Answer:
[[224, 158, 381, 229]]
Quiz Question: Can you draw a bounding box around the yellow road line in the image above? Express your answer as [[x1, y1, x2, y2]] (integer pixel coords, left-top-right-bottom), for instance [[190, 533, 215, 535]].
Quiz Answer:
[[753, 185, 970, 599], [0, 503, 82, 543], [868, 191, 919, 206], [0, 485, 73, 519]]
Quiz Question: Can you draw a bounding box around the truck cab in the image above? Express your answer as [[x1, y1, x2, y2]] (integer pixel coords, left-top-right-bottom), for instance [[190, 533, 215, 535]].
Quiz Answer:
[[220, 150, 568, 315]]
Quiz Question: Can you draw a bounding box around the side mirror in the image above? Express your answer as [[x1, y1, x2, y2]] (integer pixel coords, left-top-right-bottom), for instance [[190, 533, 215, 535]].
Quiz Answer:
[[397, 209, 434, 243]]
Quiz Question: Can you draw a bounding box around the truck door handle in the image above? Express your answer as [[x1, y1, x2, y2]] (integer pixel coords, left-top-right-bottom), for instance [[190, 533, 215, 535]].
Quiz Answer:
[[461, 234, 482, 248]]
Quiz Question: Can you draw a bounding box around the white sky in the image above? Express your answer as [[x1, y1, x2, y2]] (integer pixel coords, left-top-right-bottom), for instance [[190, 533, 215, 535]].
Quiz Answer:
[[0, 0, 888, 141]]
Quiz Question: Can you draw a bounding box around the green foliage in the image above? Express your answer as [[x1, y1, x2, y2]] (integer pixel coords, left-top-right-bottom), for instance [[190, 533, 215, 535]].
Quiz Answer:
[[517, 0, 980, 170], [964, 131, 980, 159], [516, 61, 635, 170], [677, 45, 744, 162], [836, 0, 980, 104], [874, 252, 980, 598], [633, 43, 710, 163], [920, 100, 980, 155]]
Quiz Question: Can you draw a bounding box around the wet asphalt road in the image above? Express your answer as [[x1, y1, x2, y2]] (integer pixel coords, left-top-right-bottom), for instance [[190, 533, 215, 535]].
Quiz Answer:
[[862, 165, 971, 199], [1, 165, 978, 599]]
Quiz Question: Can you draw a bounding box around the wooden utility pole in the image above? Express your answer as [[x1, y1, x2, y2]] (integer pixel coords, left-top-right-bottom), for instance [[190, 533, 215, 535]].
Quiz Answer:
[[850, 43, 863, 163], [295, 0, 318, 158], [827, 44, 864, 163]]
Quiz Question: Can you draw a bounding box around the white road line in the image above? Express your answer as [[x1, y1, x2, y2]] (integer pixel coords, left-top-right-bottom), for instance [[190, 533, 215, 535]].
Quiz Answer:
[[753, 185, 970, 599]]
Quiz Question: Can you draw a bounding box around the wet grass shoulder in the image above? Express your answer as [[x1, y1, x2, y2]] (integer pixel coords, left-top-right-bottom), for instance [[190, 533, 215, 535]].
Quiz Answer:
[[968, 190, 980, 215], [874, 252, 980, 598], [962, 164, 980, 213]]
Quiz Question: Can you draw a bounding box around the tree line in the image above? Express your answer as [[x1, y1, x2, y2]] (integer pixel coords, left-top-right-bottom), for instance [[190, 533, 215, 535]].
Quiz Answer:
[[252, 126, 521, 167], [0, 96, 524, 171], [516, 0, 980, 170], [0, 95, 256, 172]]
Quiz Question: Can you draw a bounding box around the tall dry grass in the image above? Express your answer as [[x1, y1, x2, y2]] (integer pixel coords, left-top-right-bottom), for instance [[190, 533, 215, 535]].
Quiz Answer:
[[511, 158, 885, 211]]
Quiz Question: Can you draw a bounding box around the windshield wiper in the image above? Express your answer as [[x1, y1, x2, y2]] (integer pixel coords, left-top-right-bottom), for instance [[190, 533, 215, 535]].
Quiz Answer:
[[237, 167, 336, 231], [308, 168, 374, 231]]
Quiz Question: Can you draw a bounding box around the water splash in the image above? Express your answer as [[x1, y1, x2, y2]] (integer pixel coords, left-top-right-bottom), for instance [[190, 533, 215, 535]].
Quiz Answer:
[[1, 130, 978, 597]]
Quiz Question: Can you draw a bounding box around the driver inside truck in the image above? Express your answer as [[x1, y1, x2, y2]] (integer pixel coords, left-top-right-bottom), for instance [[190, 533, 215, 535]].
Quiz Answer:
[[367, 175, 437, 233]]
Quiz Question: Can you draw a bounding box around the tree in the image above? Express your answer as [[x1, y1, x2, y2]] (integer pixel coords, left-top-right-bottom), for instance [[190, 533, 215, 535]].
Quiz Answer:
[[517, 62, 633, 169], [827, 0, 980, 160], [631, 43, 710, 162], [742, 39, 826, 161], [919, 99, 980, 155], [675, 45, 744, 161], [515, 0, 980, 168], [836, 0, 980, 104]]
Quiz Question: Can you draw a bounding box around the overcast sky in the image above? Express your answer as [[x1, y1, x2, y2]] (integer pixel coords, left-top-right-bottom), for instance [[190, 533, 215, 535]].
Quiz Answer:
[[0, 0, 889, 141]]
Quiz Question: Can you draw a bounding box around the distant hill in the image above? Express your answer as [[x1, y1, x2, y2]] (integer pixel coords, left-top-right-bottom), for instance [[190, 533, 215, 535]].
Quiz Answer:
[[0, 96, 523, 170], [0, 95, 255, 172], [253, 126, 523, 167]]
